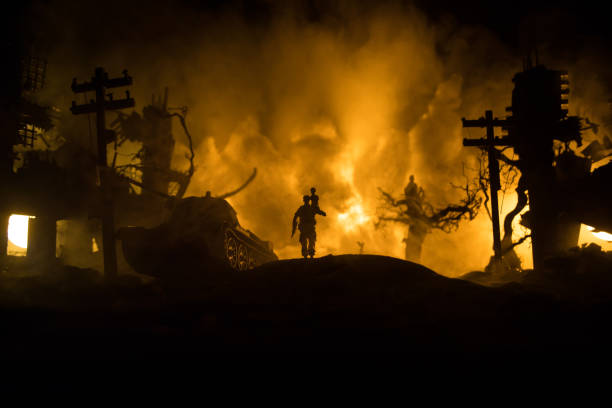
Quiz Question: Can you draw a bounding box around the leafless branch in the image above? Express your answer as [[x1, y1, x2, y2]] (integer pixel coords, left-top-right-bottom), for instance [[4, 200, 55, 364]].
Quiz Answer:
[[377, 171, 482, 234], [166, 112, 195, 199], [502, 233, 531, 255], [478, 151, 492, 221], [497, 152, 520, 167], [217, 168, 258, 199]]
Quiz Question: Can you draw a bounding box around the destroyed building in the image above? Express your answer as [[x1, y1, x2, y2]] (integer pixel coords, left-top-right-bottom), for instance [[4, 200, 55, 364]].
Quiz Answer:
[[464, 61, 612, 271], [1, 42, 274, 276], [0, 49, 191, 272]]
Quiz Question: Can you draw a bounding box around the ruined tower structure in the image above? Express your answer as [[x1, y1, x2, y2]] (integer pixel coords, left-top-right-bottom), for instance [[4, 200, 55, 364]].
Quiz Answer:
[[506, 65, 586, 270], [0, 19, 23, 259], [139, 90, 175, 199], [465, 63, 612, 271], [110, 88, 195, 229], [0, 48, 57, 262]]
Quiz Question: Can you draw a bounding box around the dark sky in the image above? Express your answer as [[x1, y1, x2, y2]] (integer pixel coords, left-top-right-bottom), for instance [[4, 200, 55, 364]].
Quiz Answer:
[[6, 0, 611, 104], [8, 0, 612, 52], [416, 0, 612, 44]]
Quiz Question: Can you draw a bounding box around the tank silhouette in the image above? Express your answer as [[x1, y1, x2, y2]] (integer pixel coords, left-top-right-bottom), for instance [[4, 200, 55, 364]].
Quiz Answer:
[[118, 196, 277, 277]]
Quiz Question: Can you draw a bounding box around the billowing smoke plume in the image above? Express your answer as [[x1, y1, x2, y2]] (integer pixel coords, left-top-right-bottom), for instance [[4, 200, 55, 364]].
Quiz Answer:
[[28, 0, 612, 275]]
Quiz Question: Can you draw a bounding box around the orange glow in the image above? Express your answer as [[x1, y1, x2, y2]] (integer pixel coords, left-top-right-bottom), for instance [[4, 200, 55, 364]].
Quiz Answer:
[[7, 214, 35, 257], [337, 200, 370, 232], [8, 215, 32, 249], [585, 225, 612, 242], [580, 225, 612, 250], [107, 4, 610, 276], [592, 231, 612, 242]]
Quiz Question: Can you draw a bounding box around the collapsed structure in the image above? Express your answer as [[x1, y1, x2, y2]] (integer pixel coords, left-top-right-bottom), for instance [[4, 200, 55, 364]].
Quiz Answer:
[[0, 49, 58, 264], [0, 44, 274, 274], [464, 62, 612, 271]]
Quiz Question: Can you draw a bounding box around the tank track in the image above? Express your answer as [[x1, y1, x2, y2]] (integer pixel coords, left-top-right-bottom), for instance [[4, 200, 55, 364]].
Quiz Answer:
[[224, 228, 276, 271]]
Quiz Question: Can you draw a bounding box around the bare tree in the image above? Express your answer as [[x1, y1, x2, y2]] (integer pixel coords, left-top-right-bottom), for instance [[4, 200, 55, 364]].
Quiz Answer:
[[377, 143, 534, 271], [110, 104, 195, 200], [110, 99, 257, 204], [477, 147, 531, 273], [376, 169, 482, 263]]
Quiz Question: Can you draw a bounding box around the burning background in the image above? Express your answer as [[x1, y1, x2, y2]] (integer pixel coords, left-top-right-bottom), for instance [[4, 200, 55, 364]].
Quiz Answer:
[[23, 0, 612, 276]]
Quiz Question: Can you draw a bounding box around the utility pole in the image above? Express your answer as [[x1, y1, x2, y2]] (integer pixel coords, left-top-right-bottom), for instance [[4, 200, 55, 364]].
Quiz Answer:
[[71, 67, 135, 279], [462, 110, 511, 262]]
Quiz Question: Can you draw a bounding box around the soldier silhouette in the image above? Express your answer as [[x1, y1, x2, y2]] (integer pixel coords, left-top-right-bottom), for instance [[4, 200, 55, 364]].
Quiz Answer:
[[292, 194, 326, 258]]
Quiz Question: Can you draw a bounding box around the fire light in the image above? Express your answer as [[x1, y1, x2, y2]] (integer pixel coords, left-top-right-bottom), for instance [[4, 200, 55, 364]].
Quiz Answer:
[[8, 214, 34, 249], [585, 225, 612, 242], [337, 201, 370, 232]]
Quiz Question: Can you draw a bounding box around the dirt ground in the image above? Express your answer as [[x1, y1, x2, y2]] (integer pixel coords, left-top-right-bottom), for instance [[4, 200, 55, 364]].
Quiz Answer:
[[1, 249, 612, 358]]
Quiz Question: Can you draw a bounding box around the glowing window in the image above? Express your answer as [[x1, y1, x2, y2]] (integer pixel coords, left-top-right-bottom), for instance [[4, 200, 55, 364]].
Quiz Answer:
[[580, 224, 612, 251], [7, 214, 35, 256]]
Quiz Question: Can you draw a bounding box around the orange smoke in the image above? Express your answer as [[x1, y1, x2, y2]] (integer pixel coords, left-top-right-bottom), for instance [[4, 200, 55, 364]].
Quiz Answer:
[[176, 8, 519, 275], [38, 1, 612, 276]]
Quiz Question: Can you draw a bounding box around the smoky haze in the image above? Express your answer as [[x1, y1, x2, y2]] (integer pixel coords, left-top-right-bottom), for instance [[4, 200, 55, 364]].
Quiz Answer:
[[26, 0, 612, 276]]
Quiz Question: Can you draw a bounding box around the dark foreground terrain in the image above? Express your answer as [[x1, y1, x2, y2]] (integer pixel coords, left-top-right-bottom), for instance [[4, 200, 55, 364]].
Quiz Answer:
[[1, 248, 612, 358]]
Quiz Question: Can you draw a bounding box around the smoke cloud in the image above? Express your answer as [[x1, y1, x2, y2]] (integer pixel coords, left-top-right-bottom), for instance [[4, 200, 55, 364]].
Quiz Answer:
[[27, 0, 612, 275]]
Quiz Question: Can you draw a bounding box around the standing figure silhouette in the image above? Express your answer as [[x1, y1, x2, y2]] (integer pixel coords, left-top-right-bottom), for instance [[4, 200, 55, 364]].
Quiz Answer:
[[292, 194, 326, 258]]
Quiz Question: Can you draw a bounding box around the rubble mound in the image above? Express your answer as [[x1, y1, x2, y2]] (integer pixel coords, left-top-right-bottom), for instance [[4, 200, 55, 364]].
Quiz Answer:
[[1, 253, 612, 356], [521, 244, 612, 301]]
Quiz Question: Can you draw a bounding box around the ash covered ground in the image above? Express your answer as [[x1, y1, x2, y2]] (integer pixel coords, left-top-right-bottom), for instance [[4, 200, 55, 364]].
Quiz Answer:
[[2, 246, 612, 358]]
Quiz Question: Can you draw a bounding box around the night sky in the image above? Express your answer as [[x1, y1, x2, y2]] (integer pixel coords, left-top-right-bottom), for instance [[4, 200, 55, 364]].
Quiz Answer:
[[9, 1, 612, 49], [8, 0, 612, 83]]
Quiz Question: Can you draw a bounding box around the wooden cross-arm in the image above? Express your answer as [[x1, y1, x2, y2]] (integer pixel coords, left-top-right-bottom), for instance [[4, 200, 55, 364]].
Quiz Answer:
[[463, 137, 512, 147], [461, 116, 509, 128]]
